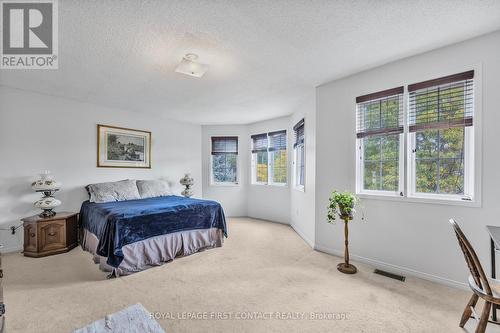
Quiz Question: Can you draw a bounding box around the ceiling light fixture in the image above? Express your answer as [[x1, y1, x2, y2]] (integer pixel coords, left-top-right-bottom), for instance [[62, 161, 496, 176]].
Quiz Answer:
[[175, 53, 209, 78]]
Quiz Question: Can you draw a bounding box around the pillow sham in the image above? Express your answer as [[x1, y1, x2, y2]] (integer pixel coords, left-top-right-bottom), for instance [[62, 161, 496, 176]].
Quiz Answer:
[[88, 179, 141, 203], [136, 179, 172, 199]]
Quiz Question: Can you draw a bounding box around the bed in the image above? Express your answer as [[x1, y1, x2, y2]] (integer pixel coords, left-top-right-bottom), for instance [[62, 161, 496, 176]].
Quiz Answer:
[[79, 195, 227, 276]]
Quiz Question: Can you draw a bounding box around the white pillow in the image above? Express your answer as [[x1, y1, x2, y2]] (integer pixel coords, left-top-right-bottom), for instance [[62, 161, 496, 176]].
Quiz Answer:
[[88, 179, 141, 203], [136, 180, 172, 199]]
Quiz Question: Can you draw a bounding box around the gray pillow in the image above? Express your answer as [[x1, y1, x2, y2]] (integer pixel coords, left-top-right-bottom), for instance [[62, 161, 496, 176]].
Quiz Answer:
[[136, 179, 172, 199], [88, 179, 141, 203]]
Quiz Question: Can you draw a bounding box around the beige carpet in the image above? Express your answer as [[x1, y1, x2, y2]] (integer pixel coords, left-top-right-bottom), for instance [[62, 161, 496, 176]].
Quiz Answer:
[[3, 217, 497, 333]]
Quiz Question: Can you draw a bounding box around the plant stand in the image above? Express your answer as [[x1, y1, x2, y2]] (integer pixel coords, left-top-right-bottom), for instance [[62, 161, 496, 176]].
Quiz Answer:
[[337, 214, 357, 274]]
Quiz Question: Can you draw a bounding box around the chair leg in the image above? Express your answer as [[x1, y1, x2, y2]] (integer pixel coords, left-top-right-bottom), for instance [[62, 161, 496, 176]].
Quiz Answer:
[[460, 294, 479, 327], [476, 301, 492, 333]]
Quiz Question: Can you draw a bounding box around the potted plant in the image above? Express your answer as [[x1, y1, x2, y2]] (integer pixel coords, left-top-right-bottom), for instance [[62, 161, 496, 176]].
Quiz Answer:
[[327, 191, 360, 274]]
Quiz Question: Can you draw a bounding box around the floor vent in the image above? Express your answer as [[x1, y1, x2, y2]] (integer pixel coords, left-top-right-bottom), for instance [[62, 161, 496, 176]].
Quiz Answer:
[[374, 269, 406, 282]]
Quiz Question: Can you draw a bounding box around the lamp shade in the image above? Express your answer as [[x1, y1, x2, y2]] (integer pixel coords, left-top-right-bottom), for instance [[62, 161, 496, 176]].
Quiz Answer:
[[31, 171, 61, 191], [34, 197, 61, 210], [180, 173, 194, 186]]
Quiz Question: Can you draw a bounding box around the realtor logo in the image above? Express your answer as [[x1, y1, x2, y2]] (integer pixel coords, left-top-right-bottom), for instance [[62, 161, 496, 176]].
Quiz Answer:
[[1, 0, 58, 69]]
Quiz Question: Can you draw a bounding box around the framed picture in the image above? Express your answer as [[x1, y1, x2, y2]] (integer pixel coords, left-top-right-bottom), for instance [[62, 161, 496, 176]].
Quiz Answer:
[[97, 124, 151, 168]]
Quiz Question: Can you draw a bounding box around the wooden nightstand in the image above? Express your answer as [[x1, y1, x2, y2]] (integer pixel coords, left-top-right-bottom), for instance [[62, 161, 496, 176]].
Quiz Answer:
[[21, 212, 78, 258]]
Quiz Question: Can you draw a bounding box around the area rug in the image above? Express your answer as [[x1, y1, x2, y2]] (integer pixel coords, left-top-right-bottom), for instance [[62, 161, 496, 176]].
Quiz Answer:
[[73, 303, 165, 333]]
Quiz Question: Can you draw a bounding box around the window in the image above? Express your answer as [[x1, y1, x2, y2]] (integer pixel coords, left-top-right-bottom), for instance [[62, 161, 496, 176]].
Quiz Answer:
[[251, 130, 287, 185], [408, 70, 474, 200], [293, 119, 305, 190], [211, 136, 238, 184], [355, 70, 476, 203], [268, 130, 287, 184], [251, 134, 268, 184], [356, 87, 404, 195]]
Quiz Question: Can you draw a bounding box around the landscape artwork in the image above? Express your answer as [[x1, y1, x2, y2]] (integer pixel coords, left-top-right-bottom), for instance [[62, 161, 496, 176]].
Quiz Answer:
[[97, 125, 151, 168]]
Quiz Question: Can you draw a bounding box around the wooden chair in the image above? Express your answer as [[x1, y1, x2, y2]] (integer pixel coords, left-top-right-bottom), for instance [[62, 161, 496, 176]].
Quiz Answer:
[[450, 218, 500, 333]]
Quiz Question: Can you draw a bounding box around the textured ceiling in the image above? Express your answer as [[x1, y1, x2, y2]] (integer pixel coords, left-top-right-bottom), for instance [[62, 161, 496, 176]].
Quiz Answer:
[[2, 0, 500, 124]]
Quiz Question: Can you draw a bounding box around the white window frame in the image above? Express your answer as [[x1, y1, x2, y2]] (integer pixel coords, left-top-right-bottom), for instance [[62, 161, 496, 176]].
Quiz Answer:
[[356, 133, 405, 197], [209, 136, 239, 187], [251, 150, 269, 185], [355, 66, 481, 207], [268, 149, 288, 186], [293, 136, 305, 192], [407, 123, 474, 202], [355, 92, 405, 198], [250, 132, 288, 187]]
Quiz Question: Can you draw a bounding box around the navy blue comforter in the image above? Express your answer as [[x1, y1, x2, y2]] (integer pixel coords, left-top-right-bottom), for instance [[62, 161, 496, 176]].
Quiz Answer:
[[79, 196, 227, 268]]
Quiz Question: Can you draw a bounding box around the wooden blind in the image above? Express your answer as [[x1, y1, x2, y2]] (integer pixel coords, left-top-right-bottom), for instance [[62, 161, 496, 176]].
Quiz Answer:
[[356, 87, 404, 139], [293, 119, 305, 148], [251, 133, 268, 153], [268, 130, 287, 152], [211, 136, 238, 155], [408, 70, 474, 132]]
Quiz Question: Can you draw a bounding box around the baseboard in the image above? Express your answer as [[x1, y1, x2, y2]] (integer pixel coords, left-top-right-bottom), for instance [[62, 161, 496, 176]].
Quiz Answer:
[[314, 244, 468, 291], [290, 223, 314, 248]]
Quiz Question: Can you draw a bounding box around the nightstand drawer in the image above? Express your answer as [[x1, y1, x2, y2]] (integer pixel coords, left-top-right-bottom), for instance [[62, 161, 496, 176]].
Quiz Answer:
[[39, 221, 66, 252]]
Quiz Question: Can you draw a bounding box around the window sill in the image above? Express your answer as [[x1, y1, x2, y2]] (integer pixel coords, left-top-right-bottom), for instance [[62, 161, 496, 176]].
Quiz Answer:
[[357, 192, 480, 207], [210, 183, 240, 187], [251, 183, 288, 188], [269, 183, 288, 187]]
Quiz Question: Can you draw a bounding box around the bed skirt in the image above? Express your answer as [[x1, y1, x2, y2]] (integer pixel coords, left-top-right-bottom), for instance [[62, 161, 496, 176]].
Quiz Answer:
[[81, 228, 224, 276]]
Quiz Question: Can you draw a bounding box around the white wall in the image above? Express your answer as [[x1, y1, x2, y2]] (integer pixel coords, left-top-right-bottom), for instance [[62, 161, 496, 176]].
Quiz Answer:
[[202, 111, 318, 246], [247, 116, 291, 224], [201, 125, 249, 217], [315, 31, 500, 287], [0, 86, 202, 252], [289, 93, 316, 247], [202, 117, 293, 224]]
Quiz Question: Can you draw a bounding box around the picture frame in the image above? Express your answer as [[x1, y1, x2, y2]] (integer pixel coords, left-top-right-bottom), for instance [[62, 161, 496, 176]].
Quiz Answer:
[[97, 124, 151, 168]]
